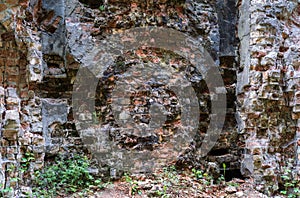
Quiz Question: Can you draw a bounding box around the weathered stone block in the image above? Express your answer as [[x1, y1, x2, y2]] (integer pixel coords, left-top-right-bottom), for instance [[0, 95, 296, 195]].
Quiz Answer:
[[32, 145, 44, 153], [5, 109, 19, 121], [6, 97, 19, 106], [268, 70, 281, 84], [258, 85, 269, 99], [2, 129, 17, 140], [32, 136, 44, 145]]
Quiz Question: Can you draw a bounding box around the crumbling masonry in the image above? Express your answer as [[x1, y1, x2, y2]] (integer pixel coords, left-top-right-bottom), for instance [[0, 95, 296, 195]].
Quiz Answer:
[[0, 0, 299, 196]]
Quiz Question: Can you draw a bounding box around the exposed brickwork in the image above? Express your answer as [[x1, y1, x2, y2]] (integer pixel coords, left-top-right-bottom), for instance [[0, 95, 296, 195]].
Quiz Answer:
[[0, 0, 299, 196], [0, 1, 82, 196], [237, 0, 300, 194]]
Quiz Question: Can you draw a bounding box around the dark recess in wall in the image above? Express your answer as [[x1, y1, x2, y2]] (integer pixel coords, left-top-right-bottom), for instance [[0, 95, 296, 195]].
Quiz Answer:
[[225, 169, 244, 181], [78, 0, 103, 9]]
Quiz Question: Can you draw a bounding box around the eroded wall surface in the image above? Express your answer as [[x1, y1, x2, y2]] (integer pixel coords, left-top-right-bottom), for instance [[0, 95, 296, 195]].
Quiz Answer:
[[0, 0, 298, 196], [237, 0, 300, 194]]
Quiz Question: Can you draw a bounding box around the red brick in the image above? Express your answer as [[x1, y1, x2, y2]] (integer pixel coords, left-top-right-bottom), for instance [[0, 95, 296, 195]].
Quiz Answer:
[[0, 49, 6, 58], [6, 66, 19, 75], [18, 58, 27, 66], [7, 49, 19, 59], [5, 59, 17, 67], [1, 32, 15, 41], [6, 75, 18, 83], [0, 77, 3, 86], [20, 90, 28, 99], [19, 0, 29, 7], [0, 4, 7, 12], [6, 0, 18, 6], [0, 58, 4, 66]]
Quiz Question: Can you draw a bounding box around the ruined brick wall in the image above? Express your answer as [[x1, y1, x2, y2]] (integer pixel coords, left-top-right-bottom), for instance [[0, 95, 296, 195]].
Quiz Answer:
[[0, 1, 33, 193], [0, 0, 299, 196], [0, 0, 84, 195], [67, 0, 240, 175], [237, 0, 300, 194]]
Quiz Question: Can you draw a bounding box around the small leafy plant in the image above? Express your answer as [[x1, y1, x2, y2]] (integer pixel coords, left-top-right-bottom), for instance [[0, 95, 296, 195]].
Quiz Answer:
[[32, 154, 103, 197], [155, 185, 169, 198], [222, 163, 226, 178], [279, 164, 300, 198], [0, 185, 13, 197], [191, 167, 214, 186], [217, 174, 225, 185], [20, 152, 35, 172], [123, 173, 142, 195], [192, 168, 203, 180], [99, 5, 105, 11], [163, 165, 179, 183]]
